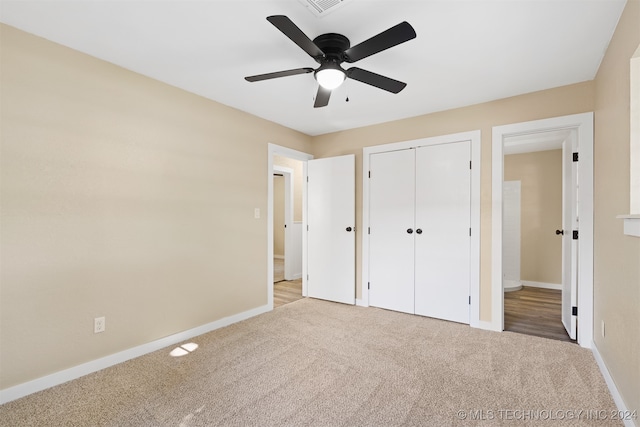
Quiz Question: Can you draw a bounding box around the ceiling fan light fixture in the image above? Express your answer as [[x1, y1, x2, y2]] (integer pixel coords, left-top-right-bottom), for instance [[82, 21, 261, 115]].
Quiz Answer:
[[315, 63, 346, 90], [246, 16, 416, 107]]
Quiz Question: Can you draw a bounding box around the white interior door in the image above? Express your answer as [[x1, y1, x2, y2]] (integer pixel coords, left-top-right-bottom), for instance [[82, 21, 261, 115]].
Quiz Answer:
[[414, 142, 471, 324], [561, 137, 578, 339], [307, 155, 355, 305], [368, 149, 416, 314]]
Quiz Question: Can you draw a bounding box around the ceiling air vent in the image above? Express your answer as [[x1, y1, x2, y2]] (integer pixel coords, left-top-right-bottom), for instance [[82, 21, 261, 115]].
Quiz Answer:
[[298, 0, 351, 18]]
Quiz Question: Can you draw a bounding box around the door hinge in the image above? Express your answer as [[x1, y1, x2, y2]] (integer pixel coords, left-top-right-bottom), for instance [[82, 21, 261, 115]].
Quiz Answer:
[[573, 152, 579, 162], [469, 228, 471, 237], [469, 296, 471, 305], [368, 282, 370, 290], [307, 274, 309, 280], [284, 224, 287, 228], [469, 160, 472, 169], [368, 171, 371, 178], [572, 306, 578, 316], [307, 225, 309, 231], [368, 227, 370, 235], [573, 230, 579, 240], [307, 176, 309, 182]]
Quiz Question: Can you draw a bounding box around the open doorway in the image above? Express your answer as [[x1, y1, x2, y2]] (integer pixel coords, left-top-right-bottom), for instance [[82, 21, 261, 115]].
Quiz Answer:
[[502, 136, 574, 342], [272, 161, 303, 308], [267, 144, 313, 310], [267, 144, 356, 309], [492, 113, 594, 347]]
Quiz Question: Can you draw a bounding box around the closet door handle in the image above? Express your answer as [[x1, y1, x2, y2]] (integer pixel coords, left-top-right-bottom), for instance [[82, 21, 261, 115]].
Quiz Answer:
[[555, 229, 564, 235], [407, 228, 414, 234], [346, 227, 353, 232], [416, 229, 422, 234]]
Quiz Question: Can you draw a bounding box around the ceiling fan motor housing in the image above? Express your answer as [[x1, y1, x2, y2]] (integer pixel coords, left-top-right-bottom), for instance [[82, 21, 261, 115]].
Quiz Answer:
[[312, 33, 351, 63]]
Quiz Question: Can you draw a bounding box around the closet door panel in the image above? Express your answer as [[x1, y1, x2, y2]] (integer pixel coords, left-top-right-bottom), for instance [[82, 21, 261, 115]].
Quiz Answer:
[[414, 142, 471, 323], [369, 149, 415, 314]]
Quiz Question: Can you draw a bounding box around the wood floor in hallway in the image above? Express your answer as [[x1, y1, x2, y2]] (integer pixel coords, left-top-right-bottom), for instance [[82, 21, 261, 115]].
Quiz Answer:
[[273, 257, 304, 308], [504, 286, 575, 343], [274, 279, 303, 308]]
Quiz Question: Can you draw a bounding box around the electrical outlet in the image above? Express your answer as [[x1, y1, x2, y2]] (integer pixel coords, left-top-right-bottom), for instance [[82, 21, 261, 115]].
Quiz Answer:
[[94, 316, 105, 334], [601, 320, 605, 338]]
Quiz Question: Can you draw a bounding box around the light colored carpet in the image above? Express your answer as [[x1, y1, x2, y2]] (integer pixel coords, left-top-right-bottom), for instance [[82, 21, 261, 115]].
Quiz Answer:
[[0, 298, 621, 426]]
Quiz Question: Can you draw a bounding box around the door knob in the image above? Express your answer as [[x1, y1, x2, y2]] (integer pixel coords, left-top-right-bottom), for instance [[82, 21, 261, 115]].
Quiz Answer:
[[555, 229, 564, 235], [346, 227, 353, 232], [416, 229, 423, 234], [407, 228, 414, 234]]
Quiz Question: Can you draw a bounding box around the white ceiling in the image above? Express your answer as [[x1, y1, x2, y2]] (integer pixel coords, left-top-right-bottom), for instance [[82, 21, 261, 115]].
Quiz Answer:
[[0, 0, 627, 136]]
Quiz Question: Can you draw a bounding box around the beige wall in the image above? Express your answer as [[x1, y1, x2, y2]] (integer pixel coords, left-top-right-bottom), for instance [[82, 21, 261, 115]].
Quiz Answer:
[[505, 150, 562, 284], [273, 176, 285, 256], [273, 155, 304, 222], [311, 82, 594, 319], [0, 24, 312, 389], [593, 0, 640, 416]]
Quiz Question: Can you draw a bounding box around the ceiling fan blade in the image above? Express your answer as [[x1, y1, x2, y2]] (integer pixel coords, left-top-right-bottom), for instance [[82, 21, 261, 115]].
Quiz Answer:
[[314, 86, 331, 108], [343, 22, 416, 63], [245, 68, 314, 82], [347, 67, 407, 93], [267, 15, 325, 59]]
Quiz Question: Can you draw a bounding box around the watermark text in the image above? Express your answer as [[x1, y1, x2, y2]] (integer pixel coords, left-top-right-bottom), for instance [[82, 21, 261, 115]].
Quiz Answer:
[[455, 409, 637, 422]]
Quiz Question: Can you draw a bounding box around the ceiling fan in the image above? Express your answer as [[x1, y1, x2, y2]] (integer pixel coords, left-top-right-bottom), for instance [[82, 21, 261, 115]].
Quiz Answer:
[[244, 15, 416, 108]]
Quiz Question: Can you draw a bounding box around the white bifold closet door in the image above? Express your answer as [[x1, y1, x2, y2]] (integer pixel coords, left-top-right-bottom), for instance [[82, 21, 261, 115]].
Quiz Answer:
[[414, 142, 470, 323], [369, 149, 416, 314], [369, 142, 471, 323]]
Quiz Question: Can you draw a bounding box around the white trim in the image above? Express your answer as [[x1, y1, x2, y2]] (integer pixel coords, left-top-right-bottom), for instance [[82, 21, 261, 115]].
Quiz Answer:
[[268, 144, 313, 301], [521, 281, 562, 290], [592, 342, 638, 427], [630, 45, 640, 214], [618, 214, 640, 237], [492, 113, 594, 347], [477, 320, 500, 332], [0, 303, 270, 404], [355, 298, 367, 307], [361, 131, 481, 327], [470, 131, 481, 328]]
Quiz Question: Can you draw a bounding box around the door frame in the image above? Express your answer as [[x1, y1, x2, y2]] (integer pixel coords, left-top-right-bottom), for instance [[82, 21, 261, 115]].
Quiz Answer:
[[491, 113, 594, 347], [273, 165, 294, 280], [267, 144, 313, 309], [361, 130, 482, 328]]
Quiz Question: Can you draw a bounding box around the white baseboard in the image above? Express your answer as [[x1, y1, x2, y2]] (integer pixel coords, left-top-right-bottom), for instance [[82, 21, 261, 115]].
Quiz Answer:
[[0, 304, 271, 405], [273, 255, 284, 259], [592, 341, 637, 427], [291, 273, 302, 280], [522, 280, 562, 290], [475, 320, 500, 331], [355, 298, 368, 307]]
